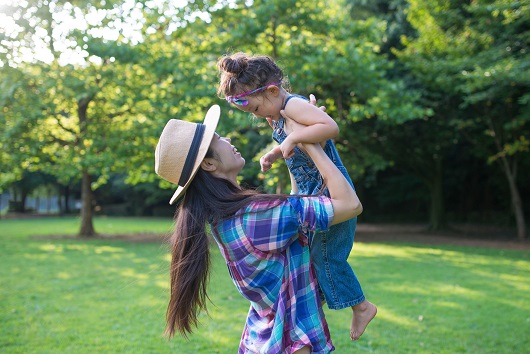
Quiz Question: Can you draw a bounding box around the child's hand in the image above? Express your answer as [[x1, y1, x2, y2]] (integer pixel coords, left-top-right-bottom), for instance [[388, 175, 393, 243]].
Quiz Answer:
[[260, 153, 275, 172], [260, 146, 282, 172]]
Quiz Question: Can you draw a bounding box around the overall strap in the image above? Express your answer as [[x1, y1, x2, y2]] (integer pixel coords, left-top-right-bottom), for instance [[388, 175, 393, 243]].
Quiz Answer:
[[282, 94, 308, 109]]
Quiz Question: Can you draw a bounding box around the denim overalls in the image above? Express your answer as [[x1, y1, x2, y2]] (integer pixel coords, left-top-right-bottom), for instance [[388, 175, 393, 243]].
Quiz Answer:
[[271, 94, 365, 309]]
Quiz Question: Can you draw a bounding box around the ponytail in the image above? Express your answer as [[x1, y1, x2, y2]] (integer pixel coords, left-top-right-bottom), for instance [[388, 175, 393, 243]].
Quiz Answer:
[[165, 197, 211, 337]]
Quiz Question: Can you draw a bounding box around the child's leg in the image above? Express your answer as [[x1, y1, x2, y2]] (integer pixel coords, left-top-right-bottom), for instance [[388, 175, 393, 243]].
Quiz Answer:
[[310, 217, 364, 308], [310, 217, 376, 340], [350, 300, 377, 340]]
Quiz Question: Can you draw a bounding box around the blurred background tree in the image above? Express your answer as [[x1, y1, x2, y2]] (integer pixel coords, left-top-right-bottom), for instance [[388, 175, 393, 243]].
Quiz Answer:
[[396, 0, 529, 239]]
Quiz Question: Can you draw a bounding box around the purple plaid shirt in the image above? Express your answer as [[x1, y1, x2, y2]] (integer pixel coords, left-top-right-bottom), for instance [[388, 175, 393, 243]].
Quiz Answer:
[[212, 196, 335, 353]]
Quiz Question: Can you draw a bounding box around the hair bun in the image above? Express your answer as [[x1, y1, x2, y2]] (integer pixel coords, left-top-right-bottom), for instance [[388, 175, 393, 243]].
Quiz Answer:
[[220, 53, 248, 75]]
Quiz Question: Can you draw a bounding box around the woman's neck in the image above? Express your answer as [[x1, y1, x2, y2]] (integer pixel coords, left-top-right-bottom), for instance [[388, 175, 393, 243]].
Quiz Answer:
[[212, 171, 240, 189]]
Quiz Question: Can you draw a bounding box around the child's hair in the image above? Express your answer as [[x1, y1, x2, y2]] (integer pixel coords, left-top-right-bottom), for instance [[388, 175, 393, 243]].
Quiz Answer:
[[217, 52, 284, 98]]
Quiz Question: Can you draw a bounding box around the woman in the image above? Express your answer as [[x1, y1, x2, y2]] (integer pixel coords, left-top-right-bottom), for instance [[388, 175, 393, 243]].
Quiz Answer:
[[155, 105, 363, 353]]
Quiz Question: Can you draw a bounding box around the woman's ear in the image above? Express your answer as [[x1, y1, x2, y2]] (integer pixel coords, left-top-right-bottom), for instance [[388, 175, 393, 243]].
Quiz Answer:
[[200, 158, 217, 172], [267, 85, 280, 96]]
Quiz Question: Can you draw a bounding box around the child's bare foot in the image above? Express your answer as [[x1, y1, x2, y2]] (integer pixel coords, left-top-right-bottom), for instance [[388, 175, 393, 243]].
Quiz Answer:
[[350, 300, 377, 340]]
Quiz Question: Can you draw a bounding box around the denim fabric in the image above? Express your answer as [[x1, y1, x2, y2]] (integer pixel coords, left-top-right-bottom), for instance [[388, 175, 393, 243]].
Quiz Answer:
[[272, 95, 365, 309]]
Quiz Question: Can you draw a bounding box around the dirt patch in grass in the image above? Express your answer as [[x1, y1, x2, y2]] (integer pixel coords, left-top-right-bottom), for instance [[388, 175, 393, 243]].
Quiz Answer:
[[354, 223, 530, 251], [33, 232, 169, 243], [33, 223, 530, 251]]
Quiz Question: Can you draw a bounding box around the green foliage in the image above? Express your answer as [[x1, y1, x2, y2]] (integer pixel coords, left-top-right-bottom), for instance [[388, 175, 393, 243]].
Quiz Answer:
[[1, 0, 427, 193], [398, 0, 529, 161], [0, 0, 527, 234], [396, 0, 529, 237]]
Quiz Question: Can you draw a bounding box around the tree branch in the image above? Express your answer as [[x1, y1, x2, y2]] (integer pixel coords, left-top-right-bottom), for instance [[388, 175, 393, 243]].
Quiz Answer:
[[53, 115, 78, 136]]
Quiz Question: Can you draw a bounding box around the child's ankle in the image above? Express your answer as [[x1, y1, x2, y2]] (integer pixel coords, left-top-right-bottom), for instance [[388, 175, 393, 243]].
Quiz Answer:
[[352, 300, 370, 311]]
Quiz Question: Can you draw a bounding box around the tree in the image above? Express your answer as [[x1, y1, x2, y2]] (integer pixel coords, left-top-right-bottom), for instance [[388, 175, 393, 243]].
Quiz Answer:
[[202, 0, 429, 192], [397, 0, 529, 240], [0, 0, 159, 235]]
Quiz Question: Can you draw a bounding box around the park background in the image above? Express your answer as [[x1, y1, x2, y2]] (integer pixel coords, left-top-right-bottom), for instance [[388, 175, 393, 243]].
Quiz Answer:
[[1, 0, 529, 353]]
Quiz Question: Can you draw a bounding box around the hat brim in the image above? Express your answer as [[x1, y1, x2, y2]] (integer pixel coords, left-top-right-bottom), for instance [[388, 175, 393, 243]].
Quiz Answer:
[[168, 105, 220, 204]]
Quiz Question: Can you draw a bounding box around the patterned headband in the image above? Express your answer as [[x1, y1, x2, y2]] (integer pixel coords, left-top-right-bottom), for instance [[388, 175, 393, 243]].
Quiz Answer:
[[225, 81, 281, 106]]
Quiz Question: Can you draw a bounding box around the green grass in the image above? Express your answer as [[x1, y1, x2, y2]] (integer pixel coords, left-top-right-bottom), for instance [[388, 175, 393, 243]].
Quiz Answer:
[[1, 217, 529, 353]]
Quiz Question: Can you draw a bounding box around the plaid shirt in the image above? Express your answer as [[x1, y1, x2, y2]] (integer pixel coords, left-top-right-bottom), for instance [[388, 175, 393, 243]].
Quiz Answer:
[[212, 196, 335, 354]]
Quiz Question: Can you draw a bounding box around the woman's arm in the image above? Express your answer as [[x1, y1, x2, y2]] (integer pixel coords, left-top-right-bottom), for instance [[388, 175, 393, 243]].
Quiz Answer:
[[289, 171, 298, 195], [302, 142, 362, 225]]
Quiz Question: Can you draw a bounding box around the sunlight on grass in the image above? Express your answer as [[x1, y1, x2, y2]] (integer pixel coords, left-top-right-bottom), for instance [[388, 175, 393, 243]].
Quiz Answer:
[[94, 245, 125, 254], [155, 280, 169, 290], [431, 300, 462, 309], [38, 243, 125, 254], [0, 216, 175, 239], [39, 244, 65, 253], [120, 268, 150, 281], [433, 284, 485, 298], [56, 272, 71, 279], [1, 218, 529, 353], [353, 243, 422, 260], [497, 273, 530, 291], [64, 244, 92, 252], [376, 306, 419, 328]]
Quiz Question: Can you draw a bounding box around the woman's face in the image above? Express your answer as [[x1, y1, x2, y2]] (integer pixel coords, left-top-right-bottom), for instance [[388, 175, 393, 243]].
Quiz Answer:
[[208, 133, 245, 179]]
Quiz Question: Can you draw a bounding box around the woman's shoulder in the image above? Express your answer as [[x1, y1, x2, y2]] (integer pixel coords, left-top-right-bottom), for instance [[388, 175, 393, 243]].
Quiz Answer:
[[242, 196, 333, 219], [240, 199, 299, 231], [244, 198, 290, 215]]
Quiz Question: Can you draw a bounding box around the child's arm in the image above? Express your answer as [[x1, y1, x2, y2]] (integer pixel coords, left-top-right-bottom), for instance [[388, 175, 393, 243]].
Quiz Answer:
[[280, 97, 339, 158], [259, 148, 298, 194], [260, 145, 283, 172]]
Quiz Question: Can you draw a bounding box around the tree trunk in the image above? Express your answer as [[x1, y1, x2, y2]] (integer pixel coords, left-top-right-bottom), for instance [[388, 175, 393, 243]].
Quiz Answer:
[[78, 95, 95, 236], [21, 191, 27, 213], [79, 170, 96, 237], [499, 158, 527, 240], [47, 188, 52, 214], [64, 185, 71, 214], [57, 191, 63, 215], [428, 158, 446, 231]]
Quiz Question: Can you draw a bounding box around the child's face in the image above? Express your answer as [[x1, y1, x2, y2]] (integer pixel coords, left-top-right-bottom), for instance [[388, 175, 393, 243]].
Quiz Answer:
[[235, 87, 284, 121]]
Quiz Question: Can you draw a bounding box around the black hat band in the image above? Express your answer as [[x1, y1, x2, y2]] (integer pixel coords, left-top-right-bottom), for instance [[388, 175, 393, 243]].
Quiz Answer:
[[178, 123, 205, 187]]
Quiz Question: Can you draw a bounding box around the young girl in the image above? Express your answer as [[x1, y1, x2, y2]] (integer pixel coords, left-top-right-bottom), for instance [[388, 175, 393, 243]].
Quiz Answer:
[[217, 52, 377, 340], [156, 106, 363, 353]]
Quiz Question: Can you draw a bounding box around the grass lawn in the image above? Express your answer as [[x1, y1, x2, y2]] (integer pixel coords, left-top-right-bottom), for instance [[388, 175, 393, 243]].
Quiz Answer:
[[1, 217, 529, 353]]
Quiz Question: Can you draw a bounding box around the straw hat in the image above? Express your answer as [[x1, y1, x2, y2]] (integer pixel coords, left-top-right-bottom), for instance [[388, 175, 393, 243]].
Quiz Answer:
[[155, 105, 220, 204]]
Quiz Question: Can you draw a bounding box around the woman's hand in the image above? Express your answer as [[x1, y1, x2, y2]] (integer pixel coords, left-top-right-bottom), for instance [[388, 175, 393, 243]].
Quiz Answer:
[[309, 94, 326, 112], [279, 136, 296, 159]]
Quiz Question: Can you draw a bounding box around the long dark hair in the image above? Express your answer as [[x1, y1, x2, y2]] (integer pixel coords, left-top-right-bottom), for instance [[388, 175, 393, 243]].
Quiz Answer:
[[165, 153, 288, 338]]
